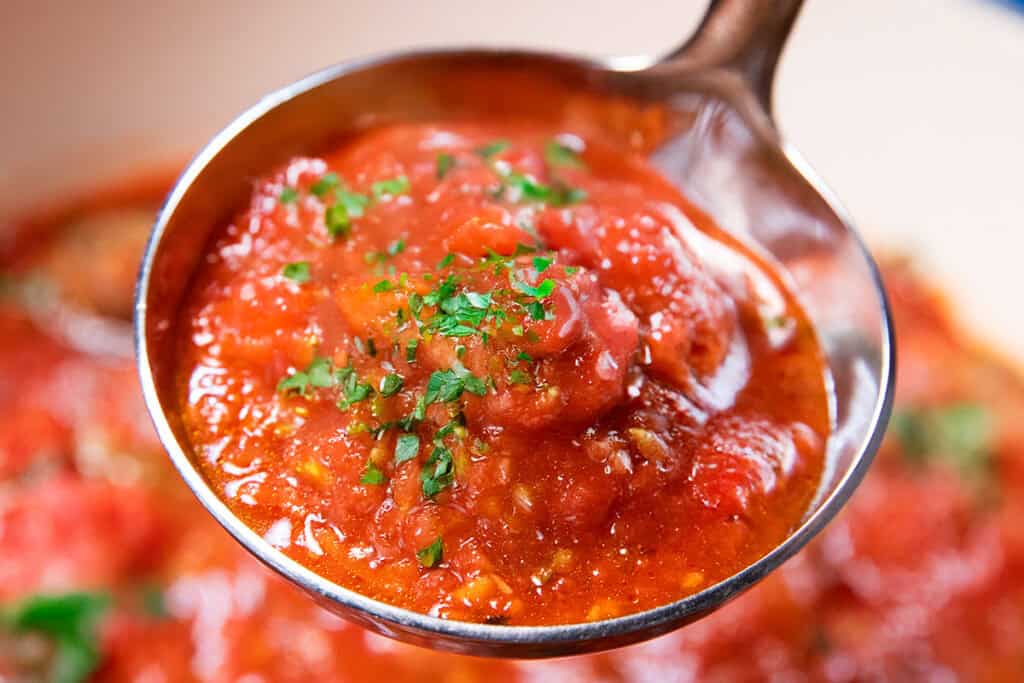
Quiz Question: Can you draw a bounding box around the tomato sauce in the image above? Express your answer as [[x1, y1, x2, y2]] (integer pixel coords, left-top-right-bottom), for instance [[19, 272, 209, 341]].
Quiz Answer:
[[174, 122, 830, 624], [2, 174, 1024, 680]]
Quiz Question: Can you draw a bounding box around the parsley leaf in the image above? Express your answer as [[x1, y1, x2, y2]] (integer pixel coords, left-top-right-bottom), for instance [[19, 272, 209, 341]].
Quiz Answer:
[[463, 374, 488, 396], [436, 153, 456, 179], [532, 256, 553, 273], [437, 253, 455, 270], [336, 366, 375, 410], [475, 140, 510, 159], [513, 278, 556, 299], [325, 204, 352, 239], [5, 592, 110, 683], [278, 355, 336, 396], [337, 188, 370, 218], [387, 239, 406, 256], [892, 403, 993, 477], [372, 176, 410, 199], [380, 373, 404, 397], [279, 187, 299, 204], [395, 433, 420, 464], [416, 537, 444, 568], [544, 139, 585, 169], [425, 369, 466, 404], [524, 301, 547, 320], [406, 338, 419, 363], [310, 172, 339, 197], [282, 261, 311, 283], [360, 459, 386, 485], [509, 369, 532, 385], [421, 445, 455, 497]]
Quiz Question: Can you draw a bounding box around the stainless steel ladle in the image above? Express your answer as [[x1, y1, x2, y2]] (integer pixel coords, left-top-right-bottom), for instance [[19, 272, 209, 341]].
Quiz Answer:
[[135, 0, 895, 659]]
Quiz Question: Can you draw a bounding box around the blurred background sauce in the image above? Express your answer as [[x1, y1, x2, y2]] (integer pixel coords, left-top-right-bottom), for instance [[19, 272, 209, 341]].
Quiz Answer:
[[2, 0, 1022, 355]]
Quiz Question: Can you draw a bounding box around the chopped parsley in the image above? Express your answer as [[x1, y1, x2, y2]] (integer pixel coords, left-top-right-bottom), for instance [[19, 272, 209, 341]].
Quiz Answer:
[[380, 373, 404, 397], [513, 277, 556, 299], [437, 253, 455, 269], [406, 338, 419, 363], [421, 445, 455, 497], [517, 351, 534, 362], [336, 188, 370, 218], [372, 175, 410, 199], [3, 591, 110, 683], [278, 356, 336, 396], [524, 301, 547, 320], [544, 138, 586, 169], [532, 256, 553, 273], [279, 186, 299, 204], [416, 537, 444, 568], [325, 204, 353, 239], [891, 402, 993, 478], [388, 239, 406, 256], [395, 433, 420, 464], [475, 140, 510, 159], [336, 366, 375, 410], [282, 261, 311, 283], [509, 369, 532, 385], [373, 279, 394, 293], [425, 369, 468, 404], [564, 265, 580, 275], [310, 172, 339, 197], [360, 459, 386, 485], [436, 153, 456, 179]]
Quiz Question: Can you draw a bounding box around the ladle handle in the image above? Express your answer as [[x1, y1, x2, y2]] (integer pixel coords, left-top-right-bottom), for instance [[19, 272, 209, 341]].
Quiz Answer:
[[664, 0, 804, 111]]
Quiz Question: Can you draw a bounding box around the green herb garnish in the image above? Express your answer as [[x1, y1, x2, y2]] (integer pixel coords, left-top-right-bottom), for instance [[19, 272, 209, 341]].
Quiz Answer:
[[891, 402, 993, 478], [310, 172, 339, 197], [3, 592, 110, 683], [509, 369, 532, 385], [406, 338, 420, 363], [436, 153, 456, 179], [475, 140, 510, 159], [416, 537, 444, 567], [336, 366, 375, 410], [360, 459, 386, 485], [395, 433, 420, 464], [421, 445, 454, 497], [544, 139, 585, 169], [513, 278, 556, 299], [278, 355, 336, 396], [372, 176, 410, 199], [425, 369, 467, 404], [380, 373, 404, 397], [280, 187, 299, 204], [282, 261, 311, 283], [325, 204, 353, 239]]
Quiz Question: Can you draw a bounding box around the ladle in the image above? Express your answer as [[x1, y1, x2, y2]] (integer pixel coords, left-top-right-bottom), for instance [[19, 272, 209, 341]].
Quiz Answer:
[[135, 0, 895, 658]]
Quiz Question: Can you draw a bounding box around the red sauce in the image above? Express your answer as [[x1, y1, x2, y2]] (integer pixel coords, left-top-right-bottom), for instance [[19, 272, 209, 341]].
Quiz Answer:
[[2, 175, 1023, 680], [174, 122, 830, 624]]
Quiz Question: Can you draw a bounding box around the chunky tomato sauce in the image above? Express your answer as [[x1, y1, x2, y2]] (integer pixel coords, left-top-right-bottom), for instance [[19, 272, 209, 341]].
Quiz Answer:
[[2, 177, 1024, 680], [174, 122, 830, 624]]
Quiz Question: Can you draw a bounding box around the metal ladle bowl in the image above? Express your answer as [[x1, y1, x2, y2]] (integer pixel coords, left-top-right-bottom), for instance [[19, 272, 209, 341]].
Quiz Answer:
[[135, 0, 895, 659]]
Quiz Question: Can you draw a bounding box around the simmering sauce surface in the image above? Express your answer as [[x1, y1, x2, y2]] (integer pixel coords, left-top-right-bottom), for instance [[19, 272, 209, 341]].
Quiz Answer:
[[175, 122, 829, 624]]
